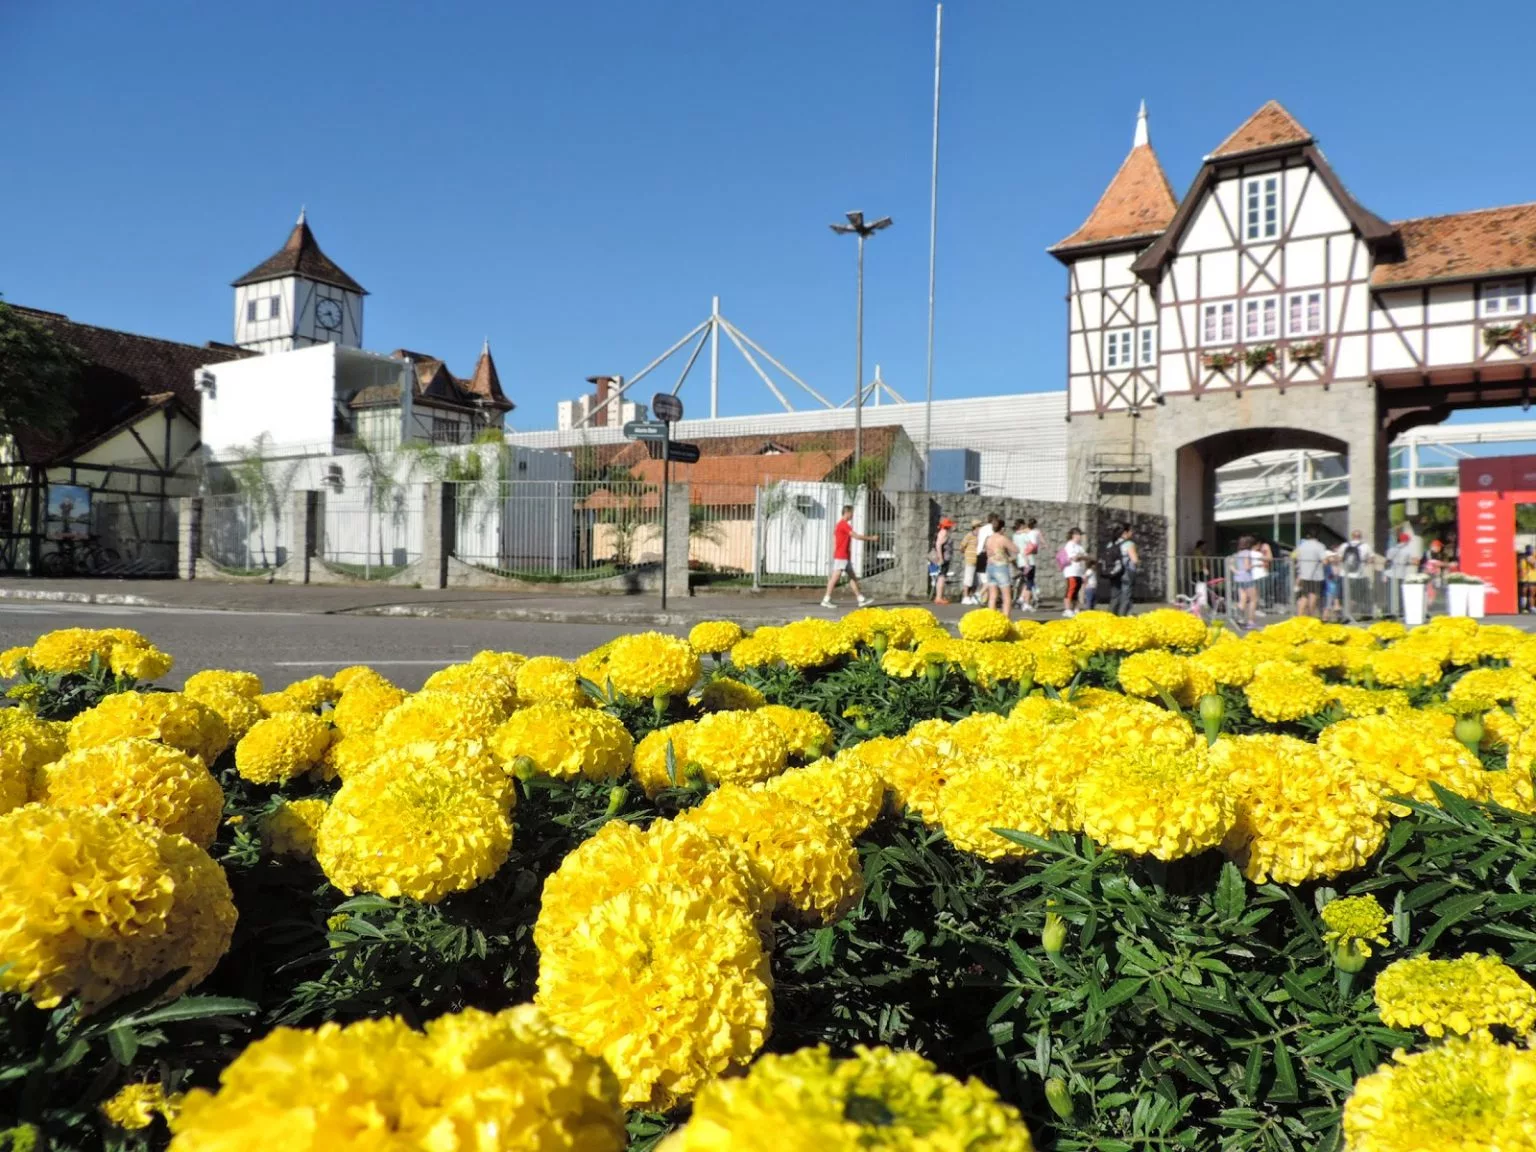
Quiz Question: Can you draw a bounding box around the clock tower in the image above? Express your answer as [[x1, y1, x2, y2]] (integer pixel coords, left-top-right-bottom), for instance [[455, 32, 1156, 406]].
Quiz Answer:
[[232, 209, 366, 354]]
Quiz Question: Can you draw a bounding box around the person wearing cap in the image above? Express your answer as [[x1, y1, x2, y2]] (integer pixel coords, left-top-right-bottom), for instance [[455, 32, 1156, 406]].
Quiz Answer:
[[930, 517, 956, 604]]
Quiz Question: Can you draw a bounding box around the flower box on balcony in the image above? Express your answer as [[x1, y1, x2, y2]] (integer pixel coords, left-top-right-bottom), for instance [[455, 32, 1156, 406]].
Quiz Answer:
[[1202, 350, 1236, 372], [1289, 339, 1325, 364], [1483, 322, 1531, 353], [1243, 344, 1278, 372]]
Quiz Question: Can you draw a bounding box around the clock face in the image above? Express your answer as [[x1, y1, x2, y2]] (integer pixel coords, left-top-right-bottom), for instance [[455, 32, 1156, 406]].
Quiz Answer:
[[316, 299, 343, 330]]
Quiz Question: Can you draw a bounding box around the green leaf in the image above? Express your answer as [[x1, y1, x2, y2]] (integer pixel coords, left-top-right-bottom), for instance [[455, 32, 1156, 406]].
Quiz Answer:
[[106, 1025, 139, 1066], [1271, 1039, 1299, 1102], [115, 996, 257, 1028], [1215, 862, 1247, 924]]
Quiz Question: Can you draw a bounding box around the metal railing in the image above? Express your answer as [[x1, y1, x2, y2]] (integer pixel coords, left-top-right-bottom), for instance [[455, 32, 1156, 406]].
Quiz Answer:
[[449, 480, 662, 582], [1170, 553, 1462, 626], [202, 493, 290, 574], [321, 489, 423, 580]]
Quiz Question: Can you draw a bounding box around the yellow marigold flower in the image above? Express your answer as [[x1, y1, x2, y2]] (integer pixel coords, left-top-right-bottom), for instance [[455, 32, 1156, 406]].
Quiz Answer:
[[1139, 607, 1210, 652], [186, 687, 264, 742], [316, 757, 512, 902], [759, 752, 885, 836], [1243, 661, 1330, 722], [662, 1044, 1036, 1152], [235, 713, 332, 785], [1076, 743, 1233, 861], [938, 762, 1051, 861], [0, 645, 31, 677], [848, 736, 952, 823], [1341, 1032, 1536, 1152], [755, 704, 832, 762], [1449, 667, 1536, 714], [1326, 685, 1413, 719], [108, 640, 174, 683], [774, 619, 852, 669], [490, 703, 634, 781], [1374, 953, 1536, 1038], [1481, 707, 1525, 752], [26, 628, 116, 675], [102, 1082, 180, 1130], [320, 730, 377, 781], [258, 797, 329, 860], [1191, 641, 1259, 688], [1294, 641, 1350, 674], [1212, 735, 1387, 884], [183, 669, 262, 699], [0, 709, 67, 777], [1026, 642, 1078, 688], [1319, 714, 1488, 813], [1008, 695, 1079, 727], [631, 722, 696, 796], [254, 675, 337, 716], [326, 664, 379, 692], [1069, 611, 1149, 654], [377, 688, 508, 745], [514, 655, 590, 708], [686, 710, 789, 787], [973, 642, 1036, 687], [38, 738, 225, 848], [69, 691, 229, 764], [840, 606, 915, 650], [728, 631, 779, 669], [604, 631, 701, 699], [694, 675, 766, 712], [536, 819, 767, 953], [1366, 620, 1407, 644], [1361, 646, 1444, 690], [327, 678, 405, 737], [537, 881, 772, 1111], [170, 1004, 624, 1152], [689, 620, 744, 655], [421, 662, 520, 712], [0, 805, 235, 1011], [680, 785, 863, 923], [958, 607, 1011, 643], [1117, 650, 1191, 701], [1010, 618, 1043, 642], [470, 648, 527, 680], [887, 605, 938, 634], [1320, 894, 1390, 959], [880, 648, 927, 678]]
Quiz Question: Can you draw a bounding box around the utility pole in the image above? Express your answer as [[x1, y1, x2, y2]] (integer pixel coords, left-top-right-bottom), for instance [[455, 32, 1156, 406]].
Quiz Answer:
[[830, 211, 892, 467]]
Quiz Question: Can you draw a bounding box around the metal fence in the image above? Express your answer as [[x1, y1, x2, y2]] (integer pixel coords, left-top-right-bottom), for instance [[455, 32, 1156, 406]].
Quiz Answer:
[[1170, 554, 1467, 626], [449, 480, 662, 581], [321, 488, 423, 579], [202, 494, 289, 574]]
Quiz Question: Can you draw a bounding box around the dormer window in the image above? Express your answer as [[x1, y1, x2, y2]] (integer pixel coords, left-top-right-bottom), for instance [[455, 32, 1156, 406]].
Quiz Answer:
[[1482, 281, 1527, 317], [1244, 175, 1280, 241]]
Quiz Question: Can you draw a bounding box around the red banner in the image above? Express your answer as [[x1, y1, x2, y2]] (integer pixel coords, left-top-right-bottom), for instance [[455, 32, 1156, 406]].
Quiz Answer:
[[1457, 455, 1536, 616]]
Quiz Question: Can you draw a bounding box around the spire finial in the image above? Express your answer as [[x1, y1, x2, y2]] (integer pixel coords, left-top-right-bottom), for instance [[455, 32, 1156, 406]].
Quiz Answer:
[[1133, 100, 1149, 147], [297, 204, 307, 225], [482, 337, 490, 355]]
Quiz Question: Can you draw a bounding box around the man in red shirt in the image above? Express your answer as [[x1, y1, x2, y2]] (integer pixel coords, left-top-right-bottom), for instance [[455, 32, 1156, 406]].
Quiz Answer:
[[822, 503, 878, 609]]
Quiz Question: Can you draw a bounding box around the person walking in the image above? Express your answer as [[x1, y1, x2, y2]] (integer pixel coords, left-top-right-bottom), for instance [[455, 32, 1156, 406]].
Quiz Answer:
[[821, 504, 876, 609], [1520, 545, 1536, 613], [1109, 523, 1140, 617], [1082, 558, 1099, 610], [1060, 526, 1087, 617], [959, 520, 982, 606], [930, 517, 955, 605], [1252, 538, 1273, 616], [1340, 529, 1374, 618], [1013, 517, 1043, 613], [1230, 535, 1258, 627], [1322, 550, 1343, 621], [982, 514, 1019, 615], [1293, 527, 1329, 617]]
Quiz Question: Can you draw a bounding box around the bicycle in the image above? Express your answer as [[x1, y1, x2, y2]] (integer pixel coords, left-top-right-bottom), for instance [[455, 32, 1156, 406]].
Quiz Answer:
[[39, 534, 121, 577]]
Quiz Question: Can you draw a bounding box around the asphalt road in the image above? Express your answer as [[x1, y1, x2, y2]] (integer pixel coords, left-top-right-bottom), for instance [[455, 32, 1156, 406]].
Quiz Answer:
[[0, 603, 678, 691]]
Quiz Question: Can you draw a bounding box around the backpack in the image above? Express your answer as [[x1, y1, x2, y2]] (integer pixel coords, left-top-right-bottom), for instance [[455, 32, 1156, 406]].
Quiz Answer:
[[1055, 545, 1071, 571], [1101, 539, 1125, 579], [1341, 542, 1363, 575]]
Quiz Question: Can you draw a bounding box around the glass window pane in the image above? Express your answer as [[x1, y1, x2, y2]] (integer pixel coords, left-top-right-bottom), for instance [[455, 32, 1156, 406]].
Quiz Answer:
[[1308, 293, 1322, 332], [1222, 303, 1235, 341]]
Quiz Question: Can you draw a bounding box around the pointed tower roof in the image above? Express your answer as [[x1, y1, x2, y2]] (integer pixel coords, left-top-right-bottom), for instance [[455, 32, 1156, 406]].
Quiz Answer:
[[1208, 100, 1313, 158], [467, 340, 514, 411], [1051, 103, 1178, 254], [232, 210, 367, 294]]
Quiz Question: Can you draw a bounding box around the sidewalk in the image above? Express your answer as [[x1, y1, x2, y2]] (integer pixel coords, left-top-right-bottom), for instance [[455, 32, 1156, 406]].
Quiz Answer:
[[0, 577, 985, 628]]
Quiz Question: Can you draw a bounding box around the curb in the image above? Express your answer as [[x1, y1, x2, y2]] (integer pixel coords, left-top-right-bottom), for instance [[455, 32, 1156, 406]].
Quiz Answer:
[[340, 604, 815, 627], [0, 588, 162, 608]]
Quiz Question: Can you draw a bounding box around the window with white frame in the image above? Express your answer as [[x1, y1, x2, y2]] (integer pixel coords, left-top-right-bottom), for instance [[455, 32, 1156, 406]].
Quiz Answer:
[[1244, 175, 1280, 241], [1287, 290, 1324, 336], [1482, 281, 1527, 317], [1244, 296, 1279, 341], [1138, 326, 1156, 367], [1202, 302, 1236, 345], [1104, 329, 1134, 369]]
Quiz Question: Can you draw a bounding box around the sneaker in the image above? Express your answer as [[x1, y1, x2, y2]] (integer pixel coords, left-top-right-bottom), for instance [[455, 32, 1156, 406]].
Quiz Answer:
[[820, 598, 835, 609], [1063, 608, 1075, 617], [961, 596, 977, 605], [856, 595, 871, 607]]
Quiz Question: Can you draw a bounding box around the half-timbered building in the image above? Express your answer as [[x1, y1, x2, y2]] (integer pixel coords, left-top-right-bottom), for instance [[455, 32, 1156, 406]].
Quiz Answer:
[[1055, 100, 1536, 588]]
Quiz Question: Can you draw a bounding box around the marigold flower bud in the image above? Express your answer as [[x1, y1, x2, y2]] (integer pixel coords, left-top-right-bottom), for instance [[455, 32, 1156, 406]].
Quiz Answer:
[[1454, 714, 1485, 755], [1045, 1076, 1074, 1121], [1199, 692, 1226, 745], [1042, 912, 1067, 955]]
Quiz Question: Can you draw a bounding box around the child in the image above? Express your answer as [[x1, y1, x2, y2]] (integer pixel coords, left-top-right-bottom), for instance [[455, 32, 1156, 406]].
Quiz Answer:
[[959, 520, 982, 606], [1322, 552, 1342, 621], [1082, 558, 1099, 611]]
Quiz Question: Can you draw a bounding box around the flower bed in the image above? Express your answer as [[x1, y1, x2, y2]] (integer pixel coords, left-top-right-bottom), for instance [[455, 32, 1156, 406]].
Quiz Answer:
[[3, 610, 1536, 1149]]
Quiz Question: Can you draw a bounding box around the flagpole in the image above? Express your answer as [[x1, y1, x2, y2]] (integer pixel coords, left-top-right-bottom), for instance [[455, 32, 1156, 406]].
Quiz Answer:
[[922, 3, 942, 486]]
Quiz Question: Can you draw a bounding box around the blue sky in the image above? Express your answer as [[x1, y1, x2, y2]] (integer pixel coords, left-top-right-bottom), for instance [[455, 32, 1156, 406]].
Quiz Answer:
[[3, 1, 1533, 430]]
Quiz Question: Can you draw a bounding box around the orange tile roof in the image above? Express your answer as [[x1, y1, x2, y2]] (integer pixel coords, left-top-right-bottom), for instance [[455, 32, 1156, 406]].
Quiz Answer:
[[1372, 202, 1536, 287], [581, 450, 853, 510], [1209, 100, 1312, 157], [1052, 142, 1177, 250]]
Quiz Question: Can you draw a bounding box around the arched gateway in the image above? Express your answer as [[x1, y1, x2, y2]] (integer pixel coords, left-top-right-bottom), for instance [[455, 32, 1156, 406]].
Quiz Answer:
[[1052, 101, 1536, 596]]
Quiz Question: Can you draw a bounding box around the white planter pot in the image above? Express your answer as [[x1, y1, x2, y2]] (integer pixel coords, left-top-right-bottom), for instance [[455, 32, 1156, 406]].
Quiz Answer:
[[1447, 584, 1471, 618], [1467, 584, 1486, 619], [1401, 582, 1426, 626]]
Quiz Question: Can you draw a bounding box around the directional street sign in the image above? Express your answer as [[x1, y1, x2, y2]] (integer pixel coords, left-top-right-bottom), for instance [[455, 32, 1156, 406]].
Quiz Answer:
[[652, 393, 684, 423], [623, 420, 669, 441], [665, 441, 701, 464]]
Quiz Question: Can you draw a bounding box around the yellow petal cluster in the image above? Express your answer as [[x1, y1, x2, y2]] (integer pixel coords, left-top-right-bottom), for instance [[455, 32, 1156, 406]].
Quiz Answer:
[[1242, 661, 1330, 722], [1373, 953, 1536, 1038], [689, 620, 744, 655], [773, 619, 852, 669], [38, 737, 225, 848], [937, 762, 1051, 861], [756, 703, 833, 761], [514, 655, 591, 708], [234, 712, 332, 784], [183, 668, 262, 699], [169, 1004, 624, 1152], [377, 688, 508, 744], [685, 710, 790, 787], [329, 678, 406, 737], [258, 797, 330, 860], [102, 1082, 180, 1130], [603, 631, 702, 699], [631, 721, 697, 795], [694, 675, 766, 712], [759, 752, 886, 836], [254, 674, 337, 714], [491, 703, 635, 780], [70, 691, 230, 764], [1320, 894, 1390, 958], [1075, 743, 1233, 861], [957, 608, 1012, 643]]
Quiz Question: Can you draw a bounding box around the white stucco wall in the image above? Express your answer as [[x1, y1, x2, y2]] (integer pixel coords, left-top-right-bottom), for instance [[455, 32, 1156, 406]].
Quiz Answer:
[[199, 344, 341, 457]]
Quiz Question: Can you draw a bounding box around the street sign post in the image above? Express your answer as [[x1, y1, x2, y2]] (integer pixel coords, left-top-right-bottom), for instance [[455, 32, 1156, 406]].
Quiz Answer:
[[666, 442, 701, 464], [652, 393, 684, 423], [623, 420, 668, 441]]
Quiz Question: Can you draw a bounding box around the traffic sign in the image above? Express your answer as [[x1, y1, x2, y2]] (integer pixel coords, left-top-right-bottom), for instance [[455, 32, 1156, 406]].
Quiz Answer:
[[665, 441, 701, 464], [652, 393, 684, 423], [623, 420, 668, 441]]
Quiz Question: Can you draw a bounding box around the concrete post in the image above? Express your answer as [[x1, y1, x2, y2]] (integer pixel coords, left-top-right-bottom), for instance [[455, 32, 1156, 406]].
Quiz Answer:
[[665, 482, 691, 597], [419, 481, 452, 590], [896, 491, 935, 600], [275, 490, 319, 584], [177, 496, 202, 580]]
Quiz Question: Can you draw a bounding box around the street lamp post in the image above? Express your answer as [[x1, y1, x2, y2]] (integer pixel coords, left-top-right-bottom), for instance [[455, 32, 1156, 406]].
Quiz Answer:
[[830, 210, 892, 467]]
